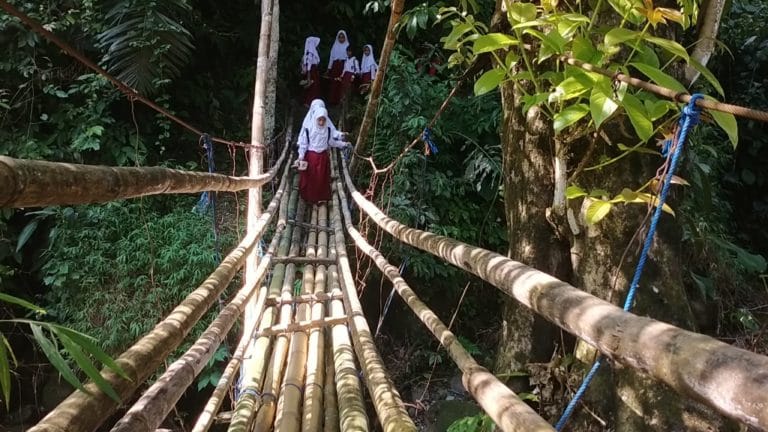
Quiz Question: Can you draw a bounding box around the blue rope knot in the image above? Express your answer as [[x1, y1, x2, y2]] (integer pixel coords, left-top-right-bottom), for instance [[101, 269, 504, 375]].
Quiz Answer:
[[422, 127, 438, 155], [681, 94, 704, 125]]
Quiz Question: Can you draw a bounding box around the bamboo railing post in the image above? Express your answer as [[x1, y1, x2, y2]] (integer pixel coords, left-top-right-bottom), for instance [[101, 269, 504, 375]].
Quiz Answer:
[[333, 158, 554, 432], [29, 156, 292, 432], [327, 236, 368, 431], [338, 158, 768, 430], [329, 177, 416, 432], [229, 175, 300, 432]]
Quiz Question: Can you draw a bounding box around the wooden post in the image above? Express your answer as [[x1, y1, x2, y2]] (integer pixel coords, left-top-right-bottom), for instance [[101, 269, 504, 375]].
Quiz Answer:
[[348, 0, 404, 173], [244, 0, 276, 382]]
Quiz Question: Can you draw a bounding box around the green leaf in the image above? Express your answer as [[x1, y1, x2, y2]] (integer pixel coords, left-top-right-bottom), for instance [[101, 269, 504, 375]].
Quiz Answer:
[[572, 36, 600, 63], [622, 93, 654, 141], [605, 28, 638, 46], [52, 325, 129, 380], [55, 328, 122, 402], [0, 293, 46, 313], [31, 324, 84, 394], [688, 57, 724, 97], [522, 93, 549, 114], [586, 200, 612, 224], [690, 272, 716, 300], [0, 333, 12, 409], [589, 86, 619, 128], [644, 35, 690, 62], [629, 63, 687, 94], [507, 2, 537, 23], [553, 77, 590, 102], [15, 219, 39, 254], [472, 33, 519, 54], [474, 68, 506, 96], [554, 104, 589, 133], [606, 0, 645, 24], [704, 96, 738, 148], [565, 185, 587, 199]]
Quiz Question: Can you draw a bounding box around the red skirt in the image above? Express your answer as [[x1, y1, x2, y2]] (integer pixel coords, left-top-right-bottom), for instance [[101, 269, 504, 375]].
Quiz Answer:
[[328, 60, 345, 105], [303, 66, 321, 106], [341, 71, 356, 99], [359, 71, 373, 93], [299, 150, 331, 203]]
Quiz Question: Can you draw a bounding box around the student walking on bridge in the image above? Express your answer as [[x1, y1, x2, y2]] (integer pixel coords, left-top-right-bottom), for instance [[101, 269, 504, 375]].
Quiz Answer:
[[296, 106, 351, 203]]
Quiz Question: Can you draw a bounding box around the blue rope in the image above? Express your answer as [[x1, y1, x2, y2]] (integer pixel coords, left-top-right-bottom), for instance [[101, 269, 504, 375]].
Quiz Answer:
[[422, 127, 439, 155], [194, 134, 222, 264], [554, 94, 703, 431]]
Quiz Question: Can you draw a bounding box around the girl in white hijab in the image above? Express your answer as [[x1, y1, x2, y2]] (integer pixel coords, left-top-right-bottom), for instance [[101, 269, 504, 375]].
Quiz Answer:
[[341, 46, 360, 102], [327, 30, 349, 105], [360, 44, 378, 94], [301, 36, 321, 106], [297, 107, 350, 203], [302, 99, 345, 141]]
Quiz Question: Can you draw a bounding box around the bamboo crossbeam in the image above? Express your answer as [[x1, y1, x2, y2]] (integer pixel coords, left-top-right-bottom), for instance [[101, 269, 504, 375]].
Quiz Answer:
[[28, 155, 293, 432], [0, 138, 290, 208], [327, 239, 368, 431], [338, 157, 768, 430], [228, 176, 299, 432], [333, 164, 553, 432], [257, 317, 349, 337], [272, 256, 337, 266], [329, 183, 416, 432], [265, 292, 343, 306], [184, 161, 296, 432], [288, 219, 335, 232]]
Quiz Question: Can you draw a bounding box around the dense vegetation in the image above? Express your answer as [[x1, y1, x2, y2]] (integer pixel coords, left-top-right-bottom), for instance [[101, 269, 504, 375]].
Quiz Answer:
[[0, 0, 766, 430]]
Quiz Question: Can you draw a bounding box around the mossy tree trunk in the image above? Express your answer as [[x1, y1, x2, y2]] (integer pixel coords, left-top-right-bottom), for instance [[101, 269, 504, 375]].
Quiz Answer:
[[492, 1, 736, 430]]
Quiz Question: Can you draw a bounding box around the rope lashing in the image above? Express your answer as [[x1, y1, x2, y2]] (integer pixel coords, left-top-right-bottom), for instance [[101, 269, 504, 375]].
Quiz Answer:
[[422, 127, 439, 155], [554, 94, 704, 431]]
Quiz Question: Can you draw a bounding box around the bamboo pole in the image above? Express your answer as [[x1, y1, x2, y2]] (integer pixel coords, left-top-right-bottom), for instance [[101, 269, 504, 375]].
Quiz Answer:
[[110, 155, 294, 432], [191, 124, 296, 432], [244, 0, 275, 361], [229, 175, 300, 432], [327, 237, 368, 431], [29, 156, 292, 432], [349, 0, 405, 173], [276, 207, 319, 431], [266, 292, 343, 306], [323, 342, 340, 432], [302, 204, 329, 432], [250, 198, 305, 430], [329, 189, 416, 432], [0, 141, 288, 208], [259, 317, 349, 337], [338, 158, 768, 430], [272, 256, 337, 265], [333, 161, 553, 432]]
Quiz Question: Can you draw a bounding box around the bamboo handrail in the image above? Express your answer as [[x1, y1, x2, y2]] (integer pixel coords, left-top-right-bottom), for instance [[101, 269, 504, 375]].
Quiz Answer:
[[28, 154, 292, 432], [327, 239, 369, 431], [110, 156, 294, 432], [329, 183, 417, 432], [339, 158, 768, 430], [333, 158, 554, 432], [190, 148, 297, 432], [0, 137, 290, 208]]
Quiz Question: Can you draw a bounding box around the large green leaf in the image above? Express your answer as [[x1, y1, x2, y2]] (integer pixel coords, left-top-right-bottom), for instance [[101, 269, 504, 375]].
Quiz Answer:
[[553, 77, 590, 102], [15, 219, 39, 254], [704, 96, 738, 148], [644, 36, 690, 62], [507, 2, 537, 23], [586, 200, 612, 224], [0, 293, 45, 313], [622, 93, 654, 141], [565, 185, 587, 199], [31, 324, 84, 393], [0, 333, 13, 409], [472, 33, 519, 54], [56, 329, 121, 402], [554, 104, 589, 133], [605, 28, 638, 46], [474, 68, 506, 96], [52, 325, 129, 380], [589, 86, 619, 128], [629, 63, 687, 94]]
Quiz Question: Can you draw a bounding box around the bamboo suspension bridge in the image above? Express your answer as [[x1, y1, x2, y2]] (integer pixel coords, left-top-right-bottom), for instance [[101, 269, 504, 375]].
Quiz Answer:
[[3, 0, 768, 431]]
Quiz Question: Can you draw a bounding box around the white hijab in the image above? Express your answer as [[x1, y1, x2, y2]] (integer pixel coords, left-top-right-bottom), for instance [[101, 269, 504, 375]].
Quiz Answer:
[[328, 30, 349, 66], [302, 99, 338, 134], [361, 44, 378, 76], [302, 36, 320, 72], [307, 107, 331, 145]]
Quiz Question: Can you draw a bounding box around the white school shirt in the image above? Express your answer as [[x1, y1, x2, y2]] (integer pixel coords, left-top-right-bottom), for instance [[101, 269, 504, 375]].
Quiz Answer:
[[298, 126, 348, 160]]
